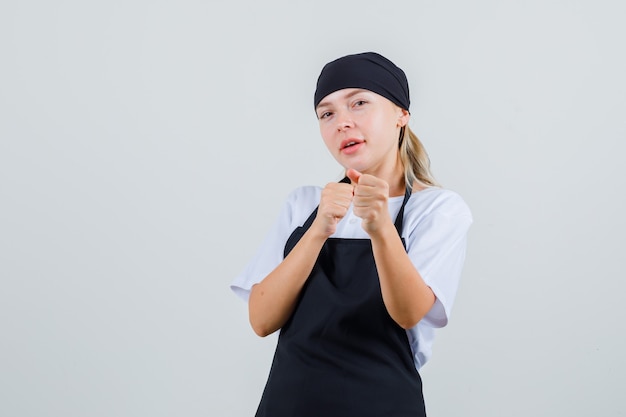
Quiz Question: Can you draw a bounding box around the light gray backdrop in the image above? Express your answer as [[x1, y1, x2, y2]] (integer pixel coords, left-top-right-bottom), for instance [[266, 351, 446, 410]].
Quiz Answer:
[[1, 0, 624, 416]]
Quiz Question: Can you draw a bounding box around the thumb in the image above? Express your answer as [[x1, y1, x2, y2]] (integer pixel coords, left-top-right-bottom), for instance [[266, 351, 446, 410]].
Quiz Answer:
[[346, 168, 362, 184]]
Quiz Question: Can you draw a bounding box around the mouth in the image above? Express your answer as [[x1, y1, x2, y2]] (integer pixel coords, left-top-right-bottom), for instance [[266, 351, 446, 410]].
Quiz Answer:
[[340, 139, 364, 150]]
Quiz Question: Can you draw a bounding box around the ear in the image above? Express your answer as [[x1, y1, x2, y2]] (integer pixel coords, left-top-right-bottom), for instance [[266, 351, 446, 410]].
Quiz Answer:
[[397, 108, 410, 127]]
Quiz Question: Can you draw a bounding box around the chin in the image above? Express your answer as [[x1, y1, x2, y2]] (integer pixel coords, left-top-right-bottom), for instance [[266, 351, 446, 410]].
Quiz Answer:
[[337, 159, 365, 172]]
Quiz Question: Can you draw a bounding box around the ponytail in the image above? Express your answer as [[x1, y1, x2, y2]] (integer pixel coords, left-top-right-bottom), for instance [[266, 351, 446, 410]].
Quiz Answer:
[[399, 126, 439, 188]]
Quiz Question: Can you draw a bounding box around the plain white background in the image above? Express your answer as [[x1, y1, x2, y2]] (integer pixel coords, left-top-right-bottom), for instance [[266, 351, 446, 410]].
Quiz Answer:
[[1, 1, 625, 416]]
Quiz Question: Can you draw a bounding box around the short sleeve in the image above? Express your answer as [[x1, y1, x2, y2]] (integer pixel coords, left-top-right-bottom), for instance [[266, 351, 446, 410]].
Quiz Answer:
[[405, 190, 473, 328], [230, 186, 321, 302]]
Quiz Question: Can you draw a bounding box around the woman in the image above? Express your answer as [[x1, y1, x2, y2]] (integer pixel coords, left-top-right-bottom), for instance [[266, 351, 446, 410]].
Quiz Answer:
[[231, 52, 472, 416]]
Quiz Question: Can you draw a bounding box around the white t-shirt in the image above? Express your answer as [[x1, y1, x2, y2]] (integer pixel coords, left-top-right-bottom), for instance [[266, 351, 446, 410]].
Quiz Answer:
[[231, 184, 473, 370]]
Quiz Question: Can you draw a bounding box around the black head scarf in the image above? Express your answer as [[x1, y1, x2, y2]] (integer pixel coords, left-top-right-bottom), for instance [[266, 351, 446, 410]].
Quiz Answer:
[[314, 52, 410, 111]]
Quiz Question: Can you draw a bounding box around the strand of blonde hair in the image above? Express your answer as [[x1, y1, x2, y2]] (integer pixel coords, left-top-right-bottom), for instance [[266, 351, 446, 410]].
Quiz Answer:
[[399, 126, 440, 188]]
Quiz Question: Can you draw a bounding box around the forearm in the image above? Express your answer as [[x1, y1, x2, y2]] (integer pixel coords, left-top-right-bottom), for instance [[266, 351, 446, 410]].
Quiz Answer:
[[370, 222, 436, 329], [248, 229, 327, 337]]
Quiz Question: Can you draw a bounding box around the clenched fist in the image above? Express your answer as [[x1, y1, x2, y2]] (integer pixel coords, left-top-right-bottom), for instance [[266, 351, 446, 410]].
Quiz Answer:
[[347, 168, 393, 235], [311, 181, 355, 238]]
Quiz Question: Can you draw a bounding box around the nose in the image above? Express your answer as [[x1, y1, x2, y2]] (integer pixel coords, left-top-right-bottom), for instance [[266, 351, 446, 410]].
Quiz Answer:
[[336, 111, 354, 132]]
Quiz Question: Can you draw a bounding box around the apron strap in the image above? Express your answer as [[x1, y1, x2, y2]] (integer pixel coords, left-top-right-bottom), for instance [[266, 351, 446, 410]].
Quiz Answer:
[[394, 184, 412, 235], [301, 176, 412, 236]]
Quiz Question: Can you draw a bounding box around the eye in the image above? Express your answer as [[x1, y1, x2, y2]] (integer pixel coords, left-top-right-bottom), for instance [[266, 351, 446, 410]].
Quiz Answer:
[[318, 111, 333, 120], [354, 100, 367, 107]]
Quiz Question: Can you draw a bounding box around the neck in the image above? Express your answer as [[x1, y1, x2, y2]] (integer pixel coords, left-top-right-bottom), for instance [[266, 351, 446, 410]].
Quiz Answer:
[[387, 174, 406, 197]]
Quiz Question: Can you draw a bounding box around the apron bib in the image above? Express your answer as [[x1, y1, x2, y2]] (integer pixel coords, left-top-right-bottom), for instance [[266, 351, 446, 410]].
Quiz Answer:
[[256, 179, 426, 417]]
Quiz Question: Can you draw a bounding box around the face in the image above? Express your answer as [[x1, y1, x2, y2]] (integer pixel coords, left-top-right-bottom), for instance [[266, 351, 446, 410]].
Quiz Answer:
[[315, 88, 409, 178]]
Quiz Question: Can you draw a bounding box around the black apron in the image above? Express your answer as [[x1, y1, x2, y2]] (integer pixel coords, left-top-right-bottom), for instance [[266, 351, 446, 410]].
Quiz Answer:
[[256, 179, 426, 417]]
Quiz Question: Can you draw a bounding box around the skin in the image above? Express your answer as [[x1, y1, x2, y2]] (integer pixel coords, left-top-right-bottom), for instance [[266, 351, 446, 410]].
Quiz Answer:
[[248, 88, 436, 337]]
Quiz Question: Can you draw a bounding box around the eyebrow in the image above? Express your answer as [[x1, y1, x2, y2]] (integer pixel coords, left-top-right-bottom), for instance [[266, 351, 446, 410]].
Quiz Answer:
[[316, 89, 370, 110]]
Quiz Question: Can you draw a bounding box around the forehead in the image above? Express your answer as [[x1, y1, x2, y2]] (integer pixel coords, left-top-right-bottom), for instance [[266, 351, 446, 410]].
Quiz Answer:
[[315, 88, 376, 108]]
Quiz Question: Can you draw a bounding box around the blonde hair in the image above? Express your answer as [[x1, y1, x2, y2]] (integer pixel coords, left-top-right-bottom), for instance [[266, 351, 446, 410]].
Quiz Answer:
[[399, 125, 439, 188]]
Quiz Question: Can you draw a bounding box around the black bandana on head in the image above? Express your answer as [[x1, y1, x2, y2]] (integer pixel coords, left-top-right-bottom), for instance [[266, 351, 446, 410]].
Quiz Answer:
[[313, 52, 410, 111]]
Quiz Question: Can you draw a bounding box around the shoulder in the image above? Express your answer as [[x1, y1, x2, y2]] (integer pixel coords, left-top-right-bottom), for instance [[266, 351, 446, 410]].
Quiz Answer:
[[406, 187, 472, 221], [285, 185, 322, 206], [282, 185, 323, 228]]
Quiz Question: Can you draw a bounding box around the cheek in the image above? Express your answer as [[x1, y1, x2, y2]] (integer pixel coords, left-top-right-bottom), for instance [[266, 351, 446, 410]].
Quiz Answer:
[[319, 125, 335, 150], [368, 113, 392, 135], [380, 110, 402, 132]]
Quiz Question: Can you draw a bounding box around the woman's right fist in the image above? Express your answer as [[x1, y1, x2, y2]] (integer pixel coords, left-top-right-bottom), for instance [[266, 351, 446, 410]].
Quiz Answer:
[[312, 182, 355, 237]]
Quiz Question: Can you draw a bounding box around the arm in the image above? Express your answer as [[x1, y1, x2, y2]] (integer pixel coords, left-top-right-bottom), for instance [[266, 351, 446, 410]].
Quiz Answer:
[[248, 182, 354, 337], [370, 222, 436, 329], [248, 228, 326, 337], [347, 169, 435, 329]]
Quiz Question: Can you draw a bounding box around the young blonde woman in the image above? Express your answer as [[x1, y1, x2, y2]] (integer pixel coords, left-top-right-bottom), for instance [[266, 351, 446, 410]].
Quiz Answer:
[[231, 52, 473, 416]]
